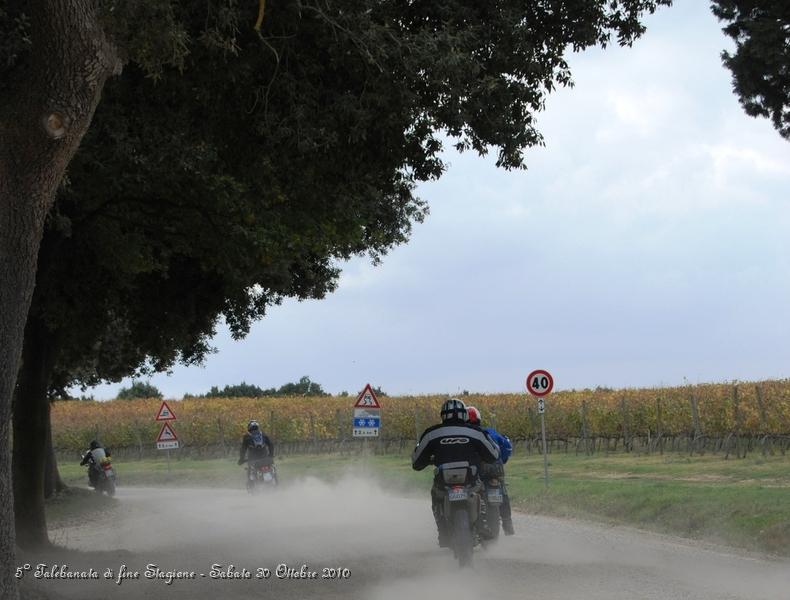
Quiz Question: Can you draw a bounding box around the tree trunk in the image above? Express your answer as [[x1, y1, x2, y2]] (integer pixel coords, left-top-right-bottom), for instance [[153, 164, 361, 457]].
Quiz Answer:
[[12, 313, 59, 550], [44, 404, 66, 499], [0, 2, 120, 596]]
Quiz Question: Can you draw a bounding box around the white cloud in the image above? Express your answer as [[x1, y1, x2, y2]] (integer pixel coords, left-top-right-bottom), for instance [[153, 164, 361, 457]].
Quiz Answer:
[[603, 87, 682, 138], [705, 143, 790, 187]]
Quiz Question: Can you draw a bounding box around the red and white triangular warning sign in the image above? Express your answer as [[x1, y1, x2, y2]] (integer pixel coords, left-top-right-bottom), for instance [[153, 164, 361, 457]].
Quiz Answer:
[[354, 384, 380, 408], [155, 400, 177, 421], [156, 422, 178, 442]]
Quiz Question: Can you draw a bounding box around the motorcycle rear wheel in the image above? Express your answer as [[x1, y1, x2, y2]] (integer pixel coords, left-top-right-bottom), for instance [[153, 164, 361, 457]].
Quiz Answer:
[[486, 503, 501, 541], [105, 478, 116, 497], [452, 508, 473, 568]]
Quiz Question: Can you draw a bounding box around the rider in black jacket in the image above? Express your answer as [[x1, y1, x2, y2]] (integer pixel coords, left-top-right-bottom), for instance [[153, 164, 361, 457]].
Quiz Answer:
[[238, 420, 274, 465], [412, 398, 499, 546]]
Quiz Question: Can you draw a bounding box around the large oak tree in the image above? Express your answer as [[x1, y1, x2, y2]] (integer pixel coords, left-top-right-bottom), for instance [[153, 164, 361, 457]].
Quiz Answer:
[[1, 1, 672, 596], [712, 0, 790, 139]]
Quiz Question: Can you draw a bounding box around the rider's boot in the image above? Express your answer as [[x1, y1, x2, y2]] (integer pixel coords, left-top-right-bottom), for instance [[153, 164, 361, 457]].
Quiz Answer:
[[502, 519, 515, 536]]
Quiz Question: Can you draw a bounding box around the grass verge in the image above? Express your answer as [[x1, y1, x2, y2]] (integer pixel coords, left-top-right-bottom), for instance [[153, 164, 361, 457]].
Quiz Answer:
[[506, 451, 790, 556]]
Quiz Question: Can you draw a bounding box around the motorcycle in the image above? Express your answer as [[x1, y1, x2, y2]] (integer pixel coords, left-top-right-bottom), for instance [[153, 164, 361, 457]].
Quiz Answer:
[[82, 451, 116, 497], [480, 463, 506, 541], [243, 457, 278, 494], [436, 461, 486, 567]]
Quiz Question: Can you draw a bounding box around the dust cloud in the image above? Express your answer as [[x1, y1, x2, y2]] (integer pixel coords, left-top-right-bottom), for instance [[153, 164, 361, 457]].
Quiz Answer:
[[25, 473, 790, 600], [36, 473, 496, 599]]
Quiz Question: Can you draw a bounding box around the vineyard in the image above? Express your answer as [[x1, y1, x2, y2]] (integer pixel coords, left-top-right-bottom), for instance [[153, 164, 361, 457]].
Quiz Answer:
[[52, 379, 790, 459]]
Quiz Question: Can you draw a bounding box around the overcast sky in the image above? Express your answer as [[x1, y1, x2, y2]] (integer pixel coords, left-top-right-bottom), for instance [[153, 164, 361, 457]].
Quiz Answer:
[[89, 1, 790, 399]]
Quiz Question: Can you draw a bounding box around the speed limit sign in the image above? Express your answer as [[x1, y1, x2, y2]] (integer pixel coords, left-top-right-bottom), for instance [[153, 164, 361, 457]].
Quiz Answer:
[[526, 369, 554, 397], [527, 369, 554, 490]]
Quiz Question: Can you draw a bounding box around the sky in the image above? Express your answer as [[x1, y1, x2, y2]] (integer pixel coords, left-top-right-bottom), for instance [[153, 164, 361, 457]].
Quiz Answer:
[[88, 1, 790, 399]]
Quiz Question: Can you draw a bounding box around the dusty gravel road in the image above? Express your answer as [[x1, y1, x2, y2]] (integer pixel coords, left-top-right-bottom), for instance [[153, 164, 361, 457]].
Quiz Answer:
[[21, 477, 790, 600]]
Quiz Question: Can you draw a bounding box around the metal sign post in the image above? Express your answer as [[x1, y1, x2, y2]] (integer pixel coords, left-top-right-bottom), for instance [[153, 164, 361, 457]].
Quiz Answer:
[[538, 398, 548, 489], [527, 370, 554, 490], [155, 402, 178, 474]]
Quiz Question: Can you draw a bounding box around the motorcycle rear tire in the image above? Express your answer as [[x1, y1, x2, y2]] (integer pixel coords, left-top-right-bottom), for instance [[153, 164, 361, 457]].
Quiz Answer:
[[452, 508, 473, 568], [105, 478, 116, 497], [486, 503, 501, 541]]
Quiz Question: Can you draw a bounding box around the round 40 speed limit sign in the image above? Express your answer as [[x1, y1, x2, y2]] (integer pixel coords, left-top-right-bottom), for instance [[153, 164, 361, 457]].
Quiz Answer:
[[528, 369, 554, 489], [526, 369, 554, 397]]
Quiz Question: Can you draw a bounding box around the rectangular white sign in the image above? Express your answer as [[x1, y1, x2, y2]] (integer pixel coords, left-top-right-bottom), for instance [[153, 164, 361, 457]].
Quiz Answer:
[[352, 427, 379, 437], [157, 440, 179, 450], [353, 406, 381, 437]]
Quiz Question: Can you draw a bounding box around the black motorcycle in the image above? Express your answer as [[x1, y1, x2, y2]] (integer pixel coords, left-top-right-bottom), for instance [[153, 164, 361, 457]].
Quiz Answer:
[[242, 456, 278, 494], [81, 451, 116, 497], [480, 463, 506, 540], [436, 461, 486, 567]]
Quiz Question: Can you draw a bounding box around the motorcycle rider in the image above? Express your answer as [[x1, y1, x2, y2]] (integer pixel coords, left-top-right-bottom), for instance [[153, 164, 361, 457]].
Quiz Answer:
[[412, 398, 500, 547], [79, 440, 111, 488], [467, 406, 515, 536], [238, 419, 275, 471]]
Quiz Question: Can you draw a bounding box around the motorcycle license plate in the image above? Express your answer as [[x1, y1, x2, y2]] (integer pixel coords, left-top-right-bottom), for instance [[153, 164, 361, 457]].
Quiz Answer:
[[487, 488, 503, 504], [263, 472, 273, 482], [448, 487, 468, 501], [104, 468, 114, 477]]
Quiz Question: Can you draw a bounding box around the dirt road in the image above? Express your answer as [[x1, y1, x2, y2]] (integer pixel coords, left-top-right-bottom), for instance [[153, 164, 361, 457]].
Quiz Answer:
[[22, 477, 790, 599]]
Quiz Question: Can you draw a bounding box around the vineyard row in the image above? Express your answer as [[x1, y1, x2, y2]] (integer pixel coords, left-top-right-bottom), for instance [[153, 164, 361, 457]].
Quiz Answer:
[[51, 380, 790, 453]]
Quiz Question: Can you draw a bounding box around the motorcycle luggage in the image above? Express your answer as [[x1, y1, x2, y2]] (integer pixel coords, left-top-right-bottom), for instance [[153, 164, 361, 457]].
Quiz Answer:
[[441, 461, 473, 485]]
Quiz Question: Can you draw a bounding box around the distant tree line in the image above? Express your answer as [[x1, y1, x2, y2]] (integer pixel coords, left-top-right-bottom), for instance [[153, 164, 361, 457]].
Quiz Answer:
[[117, 381, 163, 400], [183, 376, 329, 399], [110, 377, 389, 399]]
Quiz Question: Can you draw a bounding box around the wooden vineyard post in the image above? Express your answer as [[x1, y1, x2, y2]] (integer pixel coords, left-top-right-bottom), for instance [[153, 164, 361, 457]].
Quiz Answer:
[[655, 396, 664, 455], [689, 388, 702, 455], [755, 384, 769, 456], [217, 417, 227, 456], [734, 384, 741, 459], [620, 395, 630, 452], [581, 399, 591, 456]]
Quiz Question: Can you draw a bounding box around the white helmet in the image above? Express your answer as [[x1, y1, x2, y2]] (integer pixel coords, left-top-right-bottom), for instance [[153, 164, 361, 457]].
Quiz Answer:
[[440, 398, 467, 423]]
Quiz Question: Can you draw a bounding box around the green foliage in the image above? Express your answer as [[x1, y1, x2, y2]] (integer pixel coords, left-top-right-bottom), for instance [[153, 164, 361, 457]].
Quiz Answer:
[[6, 0, 672, 394], [184, 378, 330, 398], [276, 376, 327, 397], [116, 381, 163, 400], [202, 382, 274, 398], [56, 394, 95, 402], [712, 0, 790, 139]]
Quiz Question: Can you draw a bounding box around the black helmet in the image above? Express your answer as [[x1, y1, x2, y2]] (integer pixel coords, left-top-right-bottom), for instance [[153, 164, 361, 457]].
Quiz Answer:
[[247, 420, 260, 432], [440, 398, 467, 423], [89, 440, 100, 450]]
